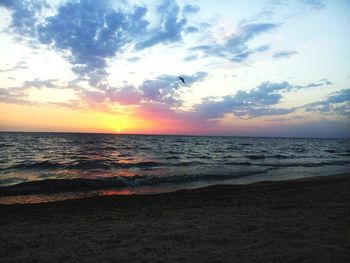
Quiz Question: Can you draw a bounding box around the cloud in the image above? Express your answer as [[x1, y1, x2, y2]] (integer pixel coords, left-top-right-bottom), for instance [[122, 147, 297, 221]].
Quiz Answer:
[[299, 0, 325, 10], [1, 0, 150, 84], [193, 81, 293, 119], [66, 71, 209, 111], [2, 0, 201, 85], [0, 0, 48, 36], [132, 81, 303, 126], [0, 87, 38, 106], [306, 79, 333, 88], [191, 81, 346, 120], [37, 1, 149, 82], [135, 0, 187, 50], [232, 45, 270, 62], [326, 89, 350, 104], [273, 50, 298, 59], [192, 22, 278, 62], [182, 4, 200, 14], [22, 78, 59, 89], [0, 61, 28, 73], [183, 54, 199, 62], [105, 85, 143, 105], [139, 71, 207, 106], [185, 26, 199, 33], [271, 0, 325, 11], [127, 57, 141, 63], [302, 89, 350, 116]]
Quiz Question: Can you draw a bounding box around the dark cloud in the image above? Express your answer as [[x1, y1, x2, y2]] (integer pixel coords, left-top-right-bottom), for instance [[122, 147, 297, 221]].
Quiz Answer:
[[273, 50, 298, 59], [192, 22, 278, 62]]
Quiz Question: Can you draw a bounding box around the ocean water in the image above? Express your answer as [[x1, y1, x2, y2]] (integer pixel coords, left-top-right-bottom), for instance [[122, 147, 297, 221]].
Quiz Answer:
[[1, 132, 350, 204]]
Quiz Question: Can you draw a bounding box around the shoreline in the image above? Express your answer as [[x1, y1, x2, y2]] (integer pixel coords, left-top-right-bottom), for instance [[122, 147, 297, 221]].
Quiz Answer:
[[1, 172, 349, 205], [1, 174, 350, 262]]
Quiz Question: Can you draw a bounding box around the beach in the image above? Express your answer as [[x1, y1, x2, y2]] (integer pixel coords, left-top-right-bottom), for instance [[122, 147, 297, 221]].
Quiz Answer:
[[1, 174, 349, 262]]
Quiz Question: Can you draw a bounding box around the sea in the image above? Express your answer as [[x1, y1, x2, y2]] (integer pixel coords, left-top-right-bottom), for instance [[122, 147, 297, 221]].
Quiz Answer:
[[1, 132, 350, 204]]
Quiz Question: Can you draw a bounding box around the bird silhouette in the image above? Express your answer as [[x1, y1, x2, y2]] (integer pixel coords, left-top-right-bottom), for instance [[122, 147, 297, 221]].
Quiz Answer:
[[178, 76, 185, 84]]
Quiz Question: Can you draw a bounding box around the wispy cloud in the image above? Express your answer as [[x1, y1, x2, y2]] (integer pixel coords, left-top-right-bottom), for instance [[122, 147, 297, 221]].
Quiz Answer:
[[0, 61, 28, 73], [299, 0, 325, 10], [191, 22, 278, 62], [135, 0, 188, 50], [302, 89, 350, 116], [273, 50, 298, 59], [23, 78, 59, 89], [0, 87, 38, 106]]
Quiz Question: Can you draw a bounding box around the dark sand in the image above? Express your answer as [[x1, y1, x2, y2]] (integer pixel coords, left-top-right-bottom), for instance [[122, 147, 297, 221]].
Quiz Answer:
[[1, 174, 350, 262]]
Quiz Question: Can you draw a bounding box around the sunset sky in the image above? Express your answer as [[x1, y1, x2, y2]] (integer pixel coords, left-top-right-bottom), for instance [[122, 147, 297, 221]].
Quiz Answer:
[[0, 0, 349, 137]]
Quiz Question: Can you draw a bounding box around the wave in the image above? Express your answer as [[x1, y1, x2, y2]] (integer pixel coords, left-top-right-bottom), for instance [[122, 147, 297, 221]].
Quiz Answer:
[[224, 161, 253, 166], [6, 161, 63, 170], [2, 160, 164, 171], [337, 153, 350, 157], [245, 155, 266, 160], [0, 143, 12, 148], [223, 160, 350, 168], [262, 160, 350, 168], [0, 170, 267, 196], [270, 154, 289, 159], [1, 159, 210, 171], [66, 160, 162, 170]]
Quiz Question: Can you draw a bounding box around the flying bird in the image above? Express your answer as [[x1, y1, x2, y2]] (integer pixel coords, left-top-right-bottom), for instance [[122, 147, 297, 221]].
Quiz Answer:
[[178, 76, 185, 84]]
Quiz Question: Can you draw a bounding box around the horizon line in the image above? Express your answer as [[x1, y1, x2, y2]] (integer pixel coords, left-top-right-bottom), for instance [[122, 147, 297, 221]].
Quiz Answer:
[[0, 130, 349, 140]]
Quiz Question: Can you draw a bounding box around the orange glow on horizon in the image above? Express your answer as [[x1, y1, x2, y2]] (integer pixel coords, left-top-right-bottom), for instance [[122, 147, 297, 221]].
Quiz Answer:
[[0, 103, 158, 134], [0, 102, 325, 136]]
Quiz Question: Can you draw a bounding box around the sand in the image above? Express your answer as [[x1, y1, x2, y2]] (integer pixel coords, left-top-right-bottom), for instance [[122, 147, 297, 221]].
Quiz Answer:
[[1, 174, 350, 262]]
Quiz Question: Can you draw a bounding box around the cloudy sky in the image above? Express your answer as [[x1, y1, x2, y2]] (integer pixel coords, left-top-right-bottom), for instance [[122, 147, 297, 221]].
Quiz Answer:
[[0, 0, 349, 137]]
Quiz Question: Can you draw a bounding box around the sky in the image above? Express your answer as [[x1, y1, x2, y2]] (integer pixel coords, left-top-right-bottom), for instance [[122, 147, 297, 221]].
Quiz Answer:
[[0, 0, 349, 138]]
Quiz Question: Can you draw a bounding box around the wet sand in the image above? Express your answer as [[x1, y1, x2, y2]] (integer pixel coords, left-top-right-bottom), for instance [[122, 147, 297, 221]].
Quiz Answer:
[[1, 174, 350, 262]]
